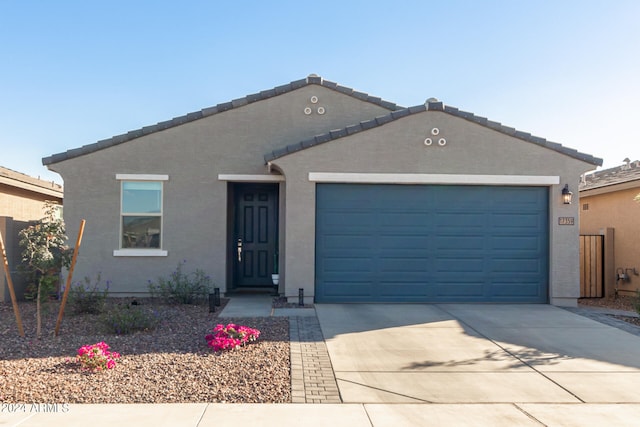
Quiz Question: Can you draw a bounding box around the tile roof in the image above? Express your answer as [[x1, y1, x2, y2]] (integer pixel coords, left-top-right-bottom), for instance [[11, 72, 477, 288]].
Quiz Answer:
[[42, 75, 402, 166], [0, 166, 63, 196], [580, 159, 640, 191], [41, 75, 603, 168], [264, 101, 603, 166]]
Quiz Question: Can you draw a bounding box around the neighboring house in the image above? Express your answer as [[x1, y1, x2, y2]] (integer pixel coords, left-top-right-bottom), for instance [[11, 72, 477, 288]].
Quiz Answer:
[[0, 166, 64, 302], [579, 159, 640, 297], [42, 75, 601, 306]]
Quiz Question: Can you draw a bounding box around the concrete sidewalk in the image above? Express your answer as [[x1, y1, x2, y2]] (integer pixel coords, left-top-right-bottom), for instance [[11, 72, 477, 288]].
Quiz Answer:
[[5, 402, 640, 426], [217, 294, 316, 318]]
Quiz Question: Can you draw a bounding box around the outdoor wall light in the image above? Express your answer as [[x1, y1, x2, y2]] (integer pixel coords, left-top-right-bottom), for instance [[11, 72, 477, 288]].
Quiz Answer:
[[562, 184, 573, 204]]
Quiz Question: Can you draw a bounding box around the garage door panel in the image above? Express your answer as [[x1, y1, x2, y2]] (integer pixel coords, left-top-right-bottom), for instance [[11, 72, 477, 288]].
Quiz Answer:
[[435, 282, 485, 297], [493, 214, 545, 230], [379, 282, 431, 297], [434, 212, 486, 228], [490, 282, 542, 297], [321, 209, 376, 223], [323, 257, 374, 272], [380, 212, 432, 227], [315, 184, 548, 303], [323, 235, 374, 250], [435, 235, 485, 250], [491, 235, 540, 250], [377, 238, 430, 253], [435, 258, 484, 273], [321, 282, 373, 297], [379, 258, 429, 273]]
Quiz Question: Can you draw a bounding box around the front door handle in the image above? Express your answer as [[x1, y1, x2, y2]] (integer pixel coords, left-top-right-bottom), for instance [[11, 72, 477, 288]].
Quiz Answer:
[[237, 238, 243, 262]]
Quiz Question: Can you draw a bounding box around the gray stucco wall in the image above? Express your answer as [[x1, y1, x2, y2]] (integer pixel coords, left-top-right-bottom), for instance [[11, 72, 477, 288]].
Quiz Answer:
[[271, 111, 595, 306], [47, 85, 392, 294]]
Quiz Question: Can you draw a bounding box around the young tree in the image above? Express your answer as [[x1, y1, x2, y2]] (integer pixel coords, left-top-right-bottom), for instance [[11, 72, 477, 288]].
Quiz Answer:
[[18, 201, 71, 338]]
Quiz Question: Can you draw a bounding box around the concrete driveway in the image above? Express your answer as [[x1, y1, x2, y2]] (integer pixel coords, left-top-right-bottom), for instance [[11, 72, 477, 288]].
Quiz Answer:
[[315, 304, 640, 404]]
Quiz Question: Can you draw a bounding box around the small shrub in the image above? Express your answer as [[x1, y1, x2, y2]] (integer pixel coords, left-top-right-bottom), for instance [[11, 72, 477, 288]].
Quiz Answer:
[[148, 260, 213, 304], [100, 303, 159, 335], [69, 273, 110, 314], [205, 323, 260, 352], [76, 342, 121, 371]]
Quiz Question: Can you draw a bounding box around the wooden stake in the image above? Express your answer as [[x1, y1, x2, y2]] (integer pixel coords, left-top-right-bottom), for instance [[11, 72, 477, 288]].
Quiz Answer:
[[54, 219, 86, 337], [0, 230, 25, 337]]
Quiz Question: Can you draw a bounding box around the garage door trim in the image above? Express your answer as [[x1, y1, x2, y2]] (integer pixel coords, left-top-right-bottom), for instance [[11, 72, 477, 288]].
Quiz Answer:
[[309, 172, 559, 186]]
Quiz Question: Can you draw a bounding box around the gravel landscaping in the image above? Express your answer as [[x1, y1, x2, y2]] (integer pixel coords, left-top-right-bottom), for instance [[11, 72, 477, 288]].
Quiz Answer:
[[579, 295, 640, 327], [3, 294, 639, 405], [0, 299, 290, 404]]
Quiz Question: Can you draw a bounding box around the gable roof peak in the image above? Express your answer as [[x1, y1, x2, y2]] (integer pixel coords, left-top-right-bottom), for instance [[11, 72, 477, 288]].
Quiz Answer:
[[265, 101, 602, 167], [42, 76, 401, 166]]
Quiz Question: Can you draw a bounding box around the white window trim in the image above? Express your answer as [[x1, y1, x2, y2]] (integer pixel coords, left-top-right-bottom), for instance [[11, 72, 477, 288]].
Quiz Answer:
[[116, 174, 169, 181], [113, 249, 168, 257], [308, 173, 560, 186], [116, 174, 167, 257]]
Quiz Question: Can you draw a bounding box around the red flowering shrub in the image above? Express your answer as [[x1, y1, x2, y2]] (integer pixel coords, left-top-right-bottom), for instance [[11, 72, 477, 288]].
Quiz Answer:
[[205, 323, 260, 351]]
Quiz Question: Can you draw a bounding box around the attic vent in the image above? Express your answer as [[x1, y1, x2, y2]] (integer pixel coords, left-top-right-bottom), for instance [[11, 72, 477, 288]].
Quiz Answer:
[[580, 174, 586, 185], [622, 158, 631, 170]]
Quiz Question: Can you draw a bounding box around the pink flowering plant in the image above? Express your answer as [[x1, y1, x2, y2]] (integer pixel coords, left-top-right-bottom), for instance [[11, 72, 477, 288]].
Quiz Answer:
[[205, 323, 260, 351], [76, 342, 121, 371]]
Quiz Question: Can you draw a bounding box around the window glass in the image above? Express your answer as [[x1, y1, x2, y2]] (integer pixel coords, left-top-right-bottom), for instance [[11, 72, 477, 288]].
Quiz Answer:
[[122, 181, 162, 213], [120, 180, 163, 249], [122, 216, 161, 248]]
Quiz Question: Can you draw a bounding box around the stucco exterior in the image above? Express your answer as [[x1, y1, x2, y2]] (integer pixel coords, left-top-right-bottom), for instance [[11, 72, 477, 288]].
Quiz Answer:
[[43, 76, 601, 306], [580, 161, 640, 297]]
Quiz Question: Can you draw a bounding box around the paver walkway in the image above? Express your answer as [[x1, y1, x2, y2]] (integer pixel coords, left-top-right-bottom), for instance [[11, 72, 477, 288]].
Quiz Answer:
[[220, 296, 341, 403], [289, 316, 341, 403]]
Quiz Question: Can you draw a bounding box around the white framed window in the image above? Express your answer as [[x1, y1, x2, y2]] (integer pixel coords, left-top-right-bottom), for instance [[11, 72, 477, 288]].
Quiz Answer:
[[114, 174, 168, 257]]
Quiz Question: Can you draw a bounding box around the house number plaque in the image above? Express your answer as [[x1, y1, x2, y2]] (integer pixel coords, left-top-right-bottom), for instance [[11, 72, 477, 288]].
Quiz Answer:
[[558, 217, 575, 226]]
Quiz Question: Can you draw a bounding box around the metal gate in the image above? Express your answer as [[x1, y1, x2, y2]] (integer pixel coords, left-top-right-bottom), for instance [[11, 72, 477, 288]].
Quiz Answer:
[[579, 235, 604, 298]]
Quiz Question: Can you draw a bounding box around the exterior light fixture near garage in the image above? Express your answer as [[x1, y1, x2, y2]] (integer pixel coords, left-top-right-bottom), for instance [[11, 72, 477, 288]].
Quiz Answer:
[[562, 184, 573, 204]]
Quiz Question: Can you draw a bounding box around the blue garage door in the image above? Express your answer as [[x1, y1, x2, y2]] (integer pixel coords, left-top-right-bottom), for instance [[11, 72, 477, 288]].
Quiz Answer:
[[315, 184, 549, 303]]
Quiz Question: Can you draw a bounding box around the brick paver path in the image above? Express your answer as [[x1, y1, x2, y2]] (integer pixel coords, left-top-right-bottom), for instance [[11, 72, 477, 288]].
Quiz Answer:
[[289, 316, 341, 403]]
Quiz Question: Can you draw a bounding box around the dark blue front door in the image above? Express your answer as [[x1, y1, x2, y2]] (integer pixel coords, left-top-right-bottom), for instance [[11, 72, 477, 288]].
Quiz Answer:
[[234, 184, 278, 288], [315, 184, 549, 303]]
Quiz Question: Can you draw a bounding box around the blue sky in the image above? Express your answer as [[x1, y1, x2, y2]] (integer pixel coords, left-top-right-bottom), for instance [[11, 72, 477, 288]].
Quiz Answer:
[[1, 1, 638, 184]]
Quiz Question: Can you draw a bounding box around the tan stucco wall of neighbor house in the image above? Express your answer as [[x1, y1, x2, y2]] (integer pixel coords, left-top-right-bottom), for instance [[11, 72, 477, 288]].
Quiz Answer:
[[46, 85, 392, 295], [580, 185, 640, 296], [271, 110, 596, 307], [0, 169, 63, 302]]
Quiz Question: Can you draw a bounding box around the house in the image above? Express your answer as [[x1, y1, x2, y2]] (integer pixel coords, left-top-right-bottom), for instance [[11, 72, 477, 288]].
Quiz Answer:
[[579, 159, 640, 297], [42, 75, 601, 306], [0, 166, 64, 302]]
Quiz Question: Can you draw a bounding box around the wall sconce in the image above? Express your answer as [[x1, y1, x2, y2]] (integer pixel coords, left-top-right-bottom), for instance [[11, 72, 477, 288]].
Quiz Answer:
[[562, 184, 573, 204]]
